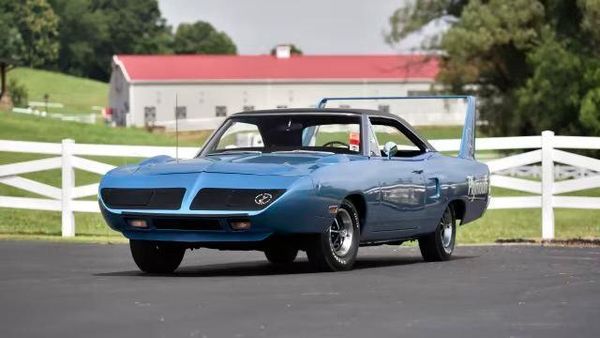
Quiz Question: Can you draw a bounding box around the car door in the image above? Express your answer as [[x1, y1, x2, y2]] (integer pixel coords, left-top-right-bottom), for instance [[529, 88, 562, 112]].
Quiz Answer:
[[369, 118, 428, 232]]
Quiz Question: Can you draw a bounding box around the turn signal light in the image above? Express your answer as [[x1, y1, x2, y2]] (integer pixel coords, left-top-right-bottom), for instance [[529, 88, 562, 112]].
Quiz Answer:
[[128, 219, 148, 228], [229, 220, 251, 231]]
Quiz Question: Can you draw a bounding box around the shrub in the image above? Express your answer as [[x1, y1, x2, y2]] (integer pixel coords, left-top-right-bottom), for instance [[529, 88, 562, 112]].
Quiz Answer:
[[8, 78, 28, 107]]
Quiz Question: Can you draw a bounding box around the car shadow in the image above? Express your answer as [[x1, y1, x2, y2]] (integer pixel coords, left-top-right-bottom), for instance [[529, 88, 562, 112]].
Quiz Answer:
[[95, 255, 474, 278]]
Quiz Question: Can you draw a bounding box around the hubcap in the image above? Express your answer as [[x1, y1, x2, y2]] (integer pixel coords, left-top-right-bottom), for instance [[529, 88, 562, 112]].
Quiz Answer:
[[329, 208, 354, 256], [440, 212, 454, 254]]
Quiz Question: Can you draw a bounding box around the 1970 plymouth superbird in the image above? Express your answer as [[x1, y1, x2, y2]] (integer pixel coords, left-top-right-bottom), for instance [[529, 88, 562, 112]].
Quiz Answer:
[[99, 96, 489, 272]]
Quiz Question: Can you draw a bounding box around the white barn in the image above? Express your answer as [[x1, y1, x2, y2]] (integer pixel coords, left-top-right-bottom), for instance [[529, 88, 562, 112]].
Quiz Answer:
[[109, 47, 464, 131]]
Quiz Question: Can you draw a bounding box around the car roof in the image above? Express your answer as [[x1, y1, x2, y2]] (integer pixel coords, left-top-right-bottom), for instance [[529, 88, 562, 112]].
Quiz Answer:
[[232, 108, 400, 119], [229, 107, 435, 151]]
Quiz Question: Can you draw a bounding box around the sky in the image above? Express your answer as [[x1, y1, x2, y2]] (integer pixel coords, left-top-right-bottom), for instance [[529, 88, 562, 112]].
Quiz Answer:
[[158, 0, 434, 55]]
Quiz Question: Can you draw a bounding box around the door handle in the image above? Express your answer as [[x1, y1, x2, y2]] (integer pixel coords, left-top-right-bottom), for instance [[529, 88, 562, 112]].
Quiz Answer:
[[412, 170, 423, 174]]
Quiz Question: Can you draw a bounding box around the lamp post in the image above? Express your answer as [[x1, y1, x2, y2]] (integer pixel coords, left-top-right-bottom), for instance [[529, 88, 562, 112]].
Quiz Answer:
[[43, 93, 49, 115]]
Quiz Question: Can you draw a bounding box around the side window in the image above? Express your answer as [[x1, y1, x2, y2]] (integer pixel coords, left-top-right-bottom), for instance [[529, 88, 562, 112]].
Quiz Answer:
[[175, 106, 187, 119], [378, 105, 390, 114], [371, 120, 423, 157], [216, 122, 264, 150], [144, 106, 156, 125], [215, 106, 227, 117], [303, 124, 361, 153]]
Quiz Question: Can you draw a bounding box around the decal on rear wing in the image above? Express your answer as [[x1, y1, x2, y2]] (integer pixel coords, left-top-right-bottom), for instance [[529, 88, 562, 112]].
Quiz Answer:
[[317, 95, 477, 160]]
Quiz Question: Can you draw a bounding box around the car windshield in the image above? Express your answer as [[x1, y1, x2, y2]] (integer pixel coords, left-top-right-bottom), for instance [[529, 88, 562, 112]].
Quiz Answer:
[[202, 114, 362, 155]]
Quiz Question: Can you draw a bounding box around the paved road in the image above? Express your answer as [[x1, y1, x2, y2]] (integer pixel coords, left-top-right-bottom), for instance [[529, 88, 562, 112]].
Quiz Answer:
[[0, 241, 599, 338]]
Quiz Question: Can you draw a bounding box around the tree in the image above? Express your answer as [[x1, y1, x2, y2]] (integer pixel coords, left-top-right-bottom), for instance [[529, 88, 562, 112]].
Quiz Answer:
[[15, 0, 60, 68], [49, 0, 173, 80], [173, 21, 237, 55], [0, 1, 24, 106], [47, 0, 107, 77], [387, 0, 600, 137], [387, 0, 468, 47]]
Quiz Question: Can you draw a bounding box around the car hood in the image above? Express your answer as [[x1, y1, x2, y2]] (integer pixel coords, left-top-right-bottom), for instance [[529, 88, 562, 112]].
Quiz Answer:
[[123, 152, 353, 177]]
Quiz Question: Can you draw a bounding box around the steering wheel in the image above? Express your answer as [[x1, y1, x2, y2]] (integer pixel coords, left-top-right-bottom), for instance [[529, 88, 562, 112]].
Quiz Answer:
[[322, 140, 349, 148]]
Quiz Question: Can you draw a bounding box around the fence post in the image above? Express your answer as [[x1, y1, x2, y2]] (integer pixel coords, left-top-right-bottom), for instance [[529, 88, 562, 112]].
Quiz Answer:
[[61, 139, 75, 237], [541, 130, 555, 240]]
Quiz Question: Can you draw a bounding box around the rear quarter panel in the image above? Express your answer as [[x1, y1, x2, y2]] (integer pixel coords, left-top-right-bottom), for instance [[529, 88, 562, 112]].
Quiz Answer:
[[423, 152, 490, 231]]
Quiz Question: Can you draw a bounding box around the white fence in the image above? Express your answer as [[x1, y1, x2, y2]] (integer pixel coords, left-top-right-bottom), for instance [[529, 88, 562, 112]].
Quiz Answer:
[[498, 165, 598, 180], [0, 130, 599, 239], [12, 107, 98, 124]]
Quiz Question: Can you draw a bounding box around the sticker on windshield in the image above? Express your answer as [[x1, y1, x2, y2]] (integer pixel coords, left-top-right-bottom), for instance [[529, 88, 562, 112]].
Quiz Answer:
[[349, 132, 360, 152]]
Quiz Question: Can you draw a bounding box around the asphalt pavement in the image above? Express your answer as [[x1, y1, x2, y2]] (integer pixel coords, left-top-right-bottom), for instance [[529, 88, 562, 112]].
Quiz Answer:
[[0, 240, 599, 338]]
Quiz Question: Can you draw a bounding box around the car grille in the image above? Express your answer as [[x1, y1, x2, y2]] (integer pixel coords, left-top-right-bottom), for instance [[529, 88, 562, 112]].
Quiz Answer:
[[190, 188, 285, 211], [101, 188, 186, 210]]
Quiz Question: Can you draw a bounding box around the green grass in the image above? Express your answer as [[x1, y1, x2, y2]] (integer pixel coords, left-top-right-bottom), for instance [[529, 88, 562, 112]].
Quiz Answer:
[[458, 209, 600, 244], [8, 67, 108, 114], [414, 125, 463, 139], [457, 186, 600, 243], [0, 110, 207, 146]]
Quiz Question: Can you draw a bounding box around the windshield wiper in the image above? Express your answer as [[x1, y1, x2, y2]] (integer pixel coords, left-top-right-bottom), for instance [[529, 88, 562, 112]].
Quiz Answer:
[[271, 150, 334, 155], [206, 150, 262, 156]]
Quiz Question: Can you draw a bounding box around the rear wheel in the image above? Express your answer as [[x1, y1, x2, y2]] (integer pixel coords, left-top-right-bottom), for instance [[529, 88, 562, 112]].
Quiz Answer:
[[264, 244, 298, 266], [306, 199, 360, 272], [419, 206, 456, 262], [129, 240, 185, 273]]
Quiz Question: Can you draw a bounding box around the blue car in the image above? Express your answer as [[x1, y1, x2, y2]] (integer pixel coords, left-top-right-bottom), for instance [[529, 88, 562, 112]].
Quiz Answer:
[[99, 96, 489, 272]]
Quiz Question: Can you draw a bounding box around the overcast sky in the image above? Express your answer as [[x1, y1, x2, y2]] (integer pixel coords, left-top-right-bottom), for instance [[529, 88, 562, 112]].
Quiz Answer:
[[158, 0, 415, 55]]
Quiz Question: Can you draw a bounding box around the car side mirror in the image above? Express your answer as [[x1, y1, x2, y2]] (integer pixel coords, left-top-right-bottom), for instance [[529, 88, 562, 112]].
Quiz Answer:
[[383, 141, 398, 159]]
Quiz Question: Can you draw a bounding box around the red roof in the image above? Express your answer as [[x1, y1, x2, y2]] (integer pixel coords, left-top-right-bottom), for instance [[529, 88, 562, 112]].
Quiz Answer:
[[114, 54, 439, 82]]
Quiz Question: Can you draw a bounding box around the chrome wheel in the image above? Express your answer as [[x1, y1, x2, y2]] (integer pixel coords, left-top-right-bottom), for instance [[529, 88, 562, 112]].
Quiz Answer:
[[329, 208, 354, 257], [440, 212, 454, 254], [307, 199, 360, 271], [419, 206, 456, 262]]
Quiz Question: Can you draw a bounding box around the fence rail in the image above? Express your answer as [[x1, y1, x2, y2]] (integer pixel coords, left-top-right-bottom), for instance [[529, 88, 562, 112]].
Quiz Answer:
[[0, 131, 599, 238]]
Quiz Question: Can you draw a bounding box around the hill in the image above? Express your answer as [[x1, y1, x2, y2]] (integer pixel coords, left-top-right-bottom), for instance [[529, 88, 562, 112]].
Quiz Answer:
[[0, 111, 208, 146], [7, 68, 108, 114]]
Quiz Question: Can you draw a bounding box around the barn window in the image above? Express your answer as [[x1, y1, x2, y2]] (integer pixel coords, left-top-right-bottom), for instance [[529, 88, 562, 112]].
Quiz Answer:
[[407, 90, 433, 96], [243, 105, 255, 112], [144, 106, 156, 125], [378, 105, 390, 114], [176, 106, 187, 119], [215, 106, 227, 117]]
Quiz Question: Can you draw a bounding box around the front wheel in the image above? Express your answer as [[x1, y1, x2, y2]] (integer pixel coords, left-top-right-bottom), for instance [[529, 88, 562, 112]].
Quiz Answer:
[[419, 206, 456, 262], [264, 244, 298, 266], [306, 199, 360, 272], [129, 240, 185, 273]]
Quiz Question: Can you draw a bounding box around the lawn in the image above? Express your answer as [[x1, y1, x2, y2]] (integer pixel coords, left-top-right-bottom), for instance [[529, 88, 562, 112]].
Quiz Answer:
[[1, 108, 598, 243], [8, 67, 108, 114], [0, 110, 208, 146]]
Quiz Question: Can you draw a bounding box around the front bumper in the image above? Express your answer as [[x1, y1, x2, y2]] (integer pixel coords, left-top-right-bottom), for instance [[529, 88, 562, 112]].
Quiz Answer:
[[99, 172, 336, 243], [100, 203, 332, 243]]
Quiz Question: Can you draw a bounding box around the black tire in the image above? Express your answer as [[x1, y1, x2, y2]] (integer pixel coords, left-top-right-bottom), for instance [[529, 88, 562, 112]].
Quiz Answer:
[[419, 206, 456, 262], [306, 199, 360, 272], [264, 244, 298, 266], [129, 240, 185, 273]]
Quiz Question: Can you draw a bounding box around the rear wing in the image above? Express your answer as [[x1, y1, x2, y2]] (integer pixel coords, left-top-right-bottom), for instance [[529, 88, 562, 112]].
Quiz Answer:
[[317, 95, 477, 160]]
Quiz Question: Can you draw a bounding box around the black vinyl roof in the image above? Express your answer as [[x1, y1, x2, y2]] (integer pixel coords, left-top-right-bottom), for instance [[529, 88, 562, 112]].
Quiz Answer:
[[232, 108, 400, 119]]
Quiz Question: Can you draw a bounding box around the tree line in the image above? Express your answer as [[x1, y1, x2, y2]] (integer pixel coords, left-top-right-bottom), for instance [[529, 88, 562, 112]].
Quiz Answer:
[[388, 0, 600, 137], [0, 0, 237, 82]]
